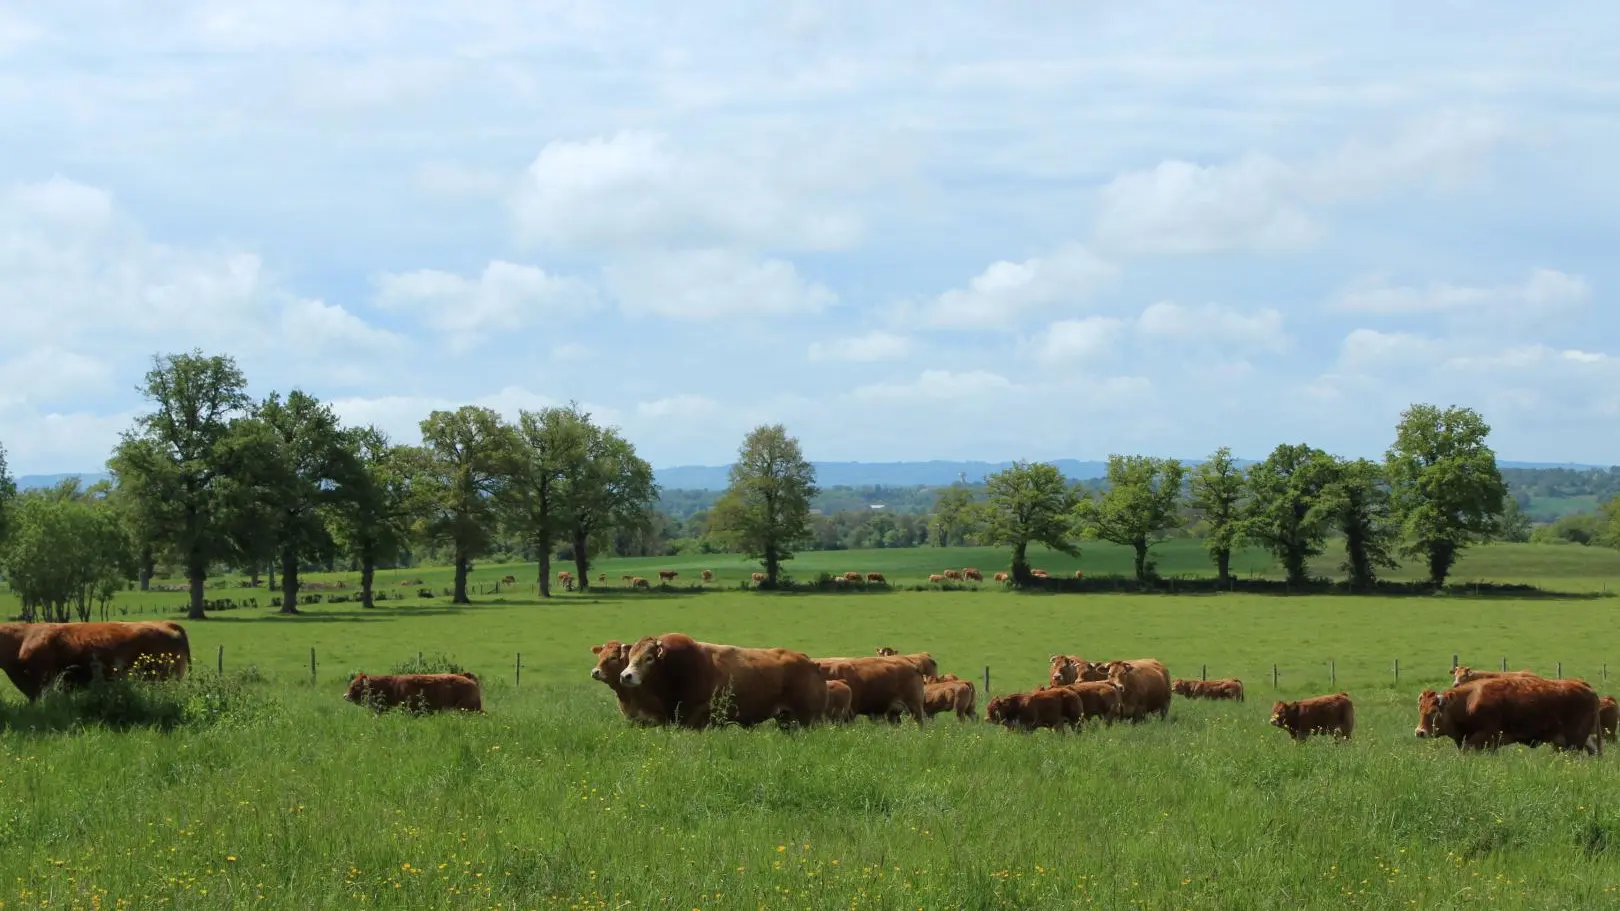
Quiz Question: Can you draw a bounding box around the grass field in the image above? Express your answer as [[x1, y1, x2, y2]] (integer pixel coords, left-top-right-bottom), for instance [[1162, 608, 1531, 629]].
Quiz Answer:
[[4, 541, 1620, 909]]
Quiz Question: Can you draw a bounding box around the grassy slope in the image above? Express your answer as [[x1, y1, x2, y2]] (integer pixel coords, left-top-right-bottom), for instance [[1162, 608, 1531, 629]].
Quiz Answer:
[[3, 542, 1620, 908]]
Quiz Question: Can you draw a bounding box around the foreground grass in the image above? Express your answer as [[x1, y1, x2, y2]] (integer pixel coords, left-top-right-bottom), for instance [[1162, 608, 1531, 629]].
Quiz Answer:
[[2, 680, 1618, 910]]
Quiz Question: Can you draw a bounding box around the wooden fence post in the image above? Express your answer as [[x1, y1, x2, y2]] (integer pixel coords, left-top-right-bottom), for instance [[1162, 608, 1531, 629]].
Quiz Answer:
[[1272, 664, 1278, 688], [1557, 662, 1562, 679], [1501, 657, 1507, 671], [418, 650, 423, 667], [516, 653, 522, 687], [1330, 660, 1335, 687], [310, 647, 317, 682], [1393, 658, 1399, 684], [1451, 653, 1458, 671], [983, 665, 991, 698], [1201, 663, 1207, 681], [217, 644, 223, 675]]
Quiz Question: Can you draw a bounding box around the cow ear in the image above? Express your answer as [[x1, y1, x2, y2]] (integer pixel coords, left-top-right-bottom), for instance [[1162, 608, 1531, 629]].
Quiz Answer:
[[591, 645, 603, 655], [1049, 654, 1059, 663]]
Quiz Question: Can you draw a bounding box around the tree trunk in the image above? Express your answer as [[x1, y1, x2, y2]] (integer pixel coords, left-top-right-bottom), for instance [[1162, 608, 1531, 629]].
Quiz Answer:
[[1010, 541, 1031, 585], [1283, 548, 1307, 588], [1215, 548, 1231, 586], [360, 550, 375, 609], [138, 545, 154, 591], [187, 552, 208, 620], [267, 560, 276, 591], [1427, 540, 1456, 588], [573, 531, 590, 592], [1133, 541, 1149, 582], [538, 544, 552, 598], [249, 567, 261, 587], [279, 546, 301, 615], [453, 548, 470, 604], [764, 544, 780, 587]]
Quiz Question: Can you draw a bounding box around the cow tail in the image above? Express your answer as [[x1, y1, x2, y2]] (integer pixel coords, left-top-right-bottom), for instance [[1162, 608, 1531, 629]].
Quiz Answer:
[[171, 623, 192, 676]]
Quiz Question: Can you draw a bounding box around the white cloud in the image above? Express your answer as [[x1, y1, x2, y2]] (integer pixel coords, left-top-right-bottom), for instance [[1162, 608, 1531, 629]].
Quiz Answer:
[[1137, 302, 1289, 352], [603, 249, 835, 320], [1336, 328, 1443, 370], [1031, 317, 1125, 365], [0, 346, 114, 404], [1093, 114, 1504, 255], [374, 259, 594, 350], [852, 369, 1021, 403], [807, 330, 912, 363], [1330, 268, 1590, 316], [637, 394, 721, 420], [914, 244, 1118, 330], [509, 131, 864, 253], [0, 404, 138, 474], [551, 341, 592, 362]]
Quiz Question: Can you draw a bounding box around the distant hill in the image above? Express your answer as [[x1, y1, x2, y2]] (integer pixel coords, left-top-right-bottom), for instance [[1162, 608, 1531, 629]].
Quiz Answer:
[[16, 471, 113, 491]]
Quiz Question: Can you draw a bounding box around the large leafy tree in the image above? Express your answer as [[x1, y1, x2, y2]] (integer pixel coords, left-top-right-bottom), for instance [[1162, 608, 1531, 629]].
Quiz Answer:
[[981, 461, 1081, 585], [3, 481, 133, 623], [1242, 443, 1337, 587], [414, 406, 513, 604], [1074, 455, 1186, 583], [257, 390, 350, 614], [929, 484, 979, 547], [560, 424, 657, 591], [502, 405, 592, 597], [1187, 446, 1247, 584], [107, 351, 260, 620], [709, 424, 817, 588], [327, 427, 419, 609], [1385, 403, 1509, 587], [1319, 457, 1399, 591]]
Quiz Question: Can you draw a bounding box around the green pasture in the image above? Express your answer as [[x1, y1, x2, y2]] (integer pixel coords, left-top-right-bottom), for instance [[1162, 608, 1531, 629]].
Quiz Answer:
[[3, 541, 1620, 908]]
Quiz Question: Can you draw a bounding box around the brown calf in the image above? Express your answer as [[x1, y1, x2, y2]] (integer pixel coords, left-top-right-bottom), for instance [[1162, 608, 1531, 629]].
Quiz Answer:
[[1270, 692, 1354, 742]]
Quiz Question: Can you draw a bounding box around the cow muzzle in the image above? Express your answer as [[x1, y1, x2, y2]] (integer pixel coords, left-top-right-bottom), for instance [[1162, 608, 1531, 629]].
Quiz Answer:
[[619, 669, 640, 687], [1413, 728, 1429, 738], [590, 668, 604, 681]]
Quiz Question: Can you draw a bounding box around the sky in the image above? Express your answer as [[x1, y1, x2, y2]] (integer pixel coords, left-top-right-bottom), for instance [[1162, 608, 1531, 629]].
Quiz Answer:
[[2, 2, 1618, 476]]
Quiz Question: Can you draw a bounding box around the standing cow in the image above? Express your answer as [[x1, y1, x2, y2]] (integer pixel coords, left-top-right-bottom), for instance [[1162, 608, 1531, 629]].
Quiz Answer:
[[1271, 692, 1355, 742], [617, 633, 828, 729], [0, 621, 191, 701], [1103, 658, 1172, 721], [1415, 677, 1601, 754]]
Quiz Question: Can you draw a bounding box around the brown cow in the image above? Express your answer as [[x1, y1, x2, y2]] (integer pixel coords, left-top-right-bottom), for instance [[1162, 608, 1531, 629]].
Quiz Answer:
[[700, 570, 714, 583], [657, 569, 678, 583], [500, 575, 516, 585], [590, 640, 670, 726], [842, 571, 862, 583], [1173, 678, 1246, 702], [344, 672, 483, 713], [0, 621, 191, 701], [1049, 655, 1108, 687], [865, 572, 886, 583], [928, 574, 944, 583], [1073, 570, 1084, 580], [1045, 681, 1122, 725], [1031, 569, 1049, 578], [924, 673, 961, 683], [557, 570, 574, 591], [986, 688, 1081, 732], [942, 569, 962, 581], [751, 572, 765, 583], [815, 655, 928, 725], [621, 574, 635, 584], [962, 568, 983, 582], [1103, 659, 1172, 721], [618, 633, 827, 728], [923, 679, 977, 720], [631, 577, 650, 588], [598, 573, 607, 583], [1451, 665, 1538, 688], [823, 679, 854, 722], [993, 572, 1009, 583], [1415, 677, 1602, 754], [1600, 695, 1618, 743], [1271, 692, 1355, 741]]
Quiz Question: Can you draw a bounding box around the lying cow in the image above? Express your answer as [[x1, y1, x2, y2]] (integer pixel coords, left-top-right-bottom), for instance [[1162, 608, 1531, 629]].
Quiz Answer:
[[0, 620, 191, 701], [618, 633, 827, 728], [590, 640, 670, 725], [986, 688, 1081, 732], [344, 672, 483, 713], [1270, 692, 1355, 742], [1173, 678, 1245, 702], [1415, 677, 1601, 754]]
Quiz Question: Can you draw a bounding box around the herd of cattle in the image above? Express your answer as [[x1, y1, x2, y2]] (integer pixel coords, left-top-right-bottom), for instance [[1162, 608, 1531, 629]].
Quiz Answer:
[[3, 621, 1617, 755]]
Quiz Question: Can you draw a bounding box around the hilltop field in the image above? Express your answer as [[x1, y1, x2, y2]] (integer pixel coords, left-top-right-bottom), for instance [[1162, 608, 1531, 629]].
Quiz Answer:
[[4, 540, 1620, 909]]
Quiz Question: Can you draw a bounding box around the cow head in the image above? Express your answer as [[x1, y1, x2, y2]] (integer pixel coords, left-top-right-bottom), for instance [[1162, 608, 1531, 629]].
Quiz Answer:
[[1106, 661, 1133, 682], [1269, 700, 1294, 729], [1049, 656, 1078, 686], [343, 673, 371, 704], [986, 694, 1022, 725], [1450, 666, 1473, 687], [876, 647, 898, 656], [590, 641, 628, 684], [619, 637, 665, 687], [1172, 679, 1190, 696], [1414, 689, 1441, 738]]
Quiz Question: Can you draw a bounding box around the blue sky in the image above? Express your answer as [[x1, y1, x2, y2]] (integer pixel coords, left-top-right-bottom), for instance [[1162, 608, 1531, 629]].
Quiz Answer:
[[2, 2, 1618, 475]]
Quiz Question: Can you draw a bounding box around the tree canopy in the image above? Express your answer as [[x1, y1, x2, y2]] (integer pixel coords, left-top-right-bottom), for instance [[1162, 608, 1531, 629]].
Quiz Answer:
[[709, 424, 818, 587], [980, 461, 1081, 584], [1385, 403, 1508, 587], [1074, 455, 1186, 582]]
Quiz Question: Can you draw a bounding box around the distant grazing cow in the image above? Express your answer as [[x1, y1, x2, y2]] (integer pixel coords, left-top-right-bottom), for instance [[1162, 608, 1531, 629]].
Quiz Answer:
[[617, 633, 828, 728], [986, 689, 1081, 732], [993, 572, 1009, 583], [1451, 665, 1538, 688], [814, 655, 927, 725], [942, 569, 962, 581], [500, 575, 516, 585], [621, 574, 634, 584], [924, 679, 977, 720], [599, 573, 607, 584], [751, 572, 765, 584], [1416, 678, 1601, 754], [1031, 569, 1049, 579], [700, 570, 714, 583], [823, 680, 854, 722], [631, 577, 650, 589], [928, 574, 944, 583], [1104, 659, 1172, 722], [866, 572, 885, 583], [344, 672, 483, 714], [0, 621, 191, 701], [657, 570, 678, 583], [962, 568, 983, 582], [1073, 570, 1084, 580], [1271, 692, 1355, 742], [841, 571, 861, 583], [557, 570, 574, 592], [1599, 695, 1618, 743], [591, 640, 671, 725], [1173, 678, 1245, 702]]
